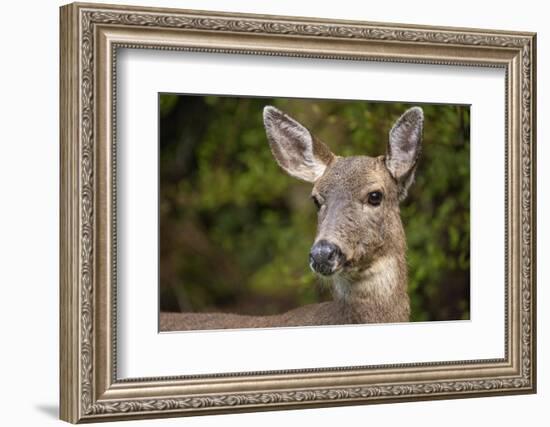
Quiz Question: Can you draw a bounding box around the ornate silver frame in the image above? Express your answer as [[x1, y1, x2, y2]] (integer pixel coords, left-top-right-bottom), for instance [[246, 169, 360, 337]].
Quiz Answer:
[[60, 2, 536, 423]]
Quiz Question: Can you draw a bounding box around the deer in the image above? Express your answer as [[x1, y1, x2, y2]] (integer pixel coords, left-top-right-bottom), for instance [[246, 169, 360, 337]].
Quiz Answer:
[[160, 105, 423, 331]]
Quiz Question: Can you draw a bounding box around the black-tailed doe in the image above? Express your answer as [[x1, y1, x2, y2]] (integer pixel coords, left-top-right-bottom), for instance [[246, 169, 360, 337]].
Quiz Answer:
[[160, 105, 423, 331]]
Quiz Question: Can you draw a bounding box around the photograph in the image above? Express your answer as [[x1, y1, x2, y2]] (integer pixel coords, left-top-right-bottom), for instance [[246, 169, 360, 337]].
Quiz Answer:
[[158, 95, 471, 331]]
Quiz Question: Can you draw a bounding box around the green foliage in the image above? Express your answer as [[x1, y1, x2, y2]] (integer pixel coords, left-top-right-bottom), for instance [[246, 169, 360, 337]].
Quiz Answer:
[[159, 95, 470, 321]]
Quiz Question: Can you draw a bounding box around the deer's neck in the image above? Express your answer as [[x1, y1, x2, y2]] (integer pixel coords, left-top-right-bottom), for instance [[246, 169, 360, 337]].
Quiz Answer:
[[332, 254, 410, 323]]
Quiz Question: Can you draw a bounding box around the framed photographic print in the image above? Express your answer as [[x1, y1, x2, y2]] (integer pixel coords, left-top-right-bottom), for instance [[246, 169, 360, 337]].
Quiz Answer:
[[59, 2, 537, 423]]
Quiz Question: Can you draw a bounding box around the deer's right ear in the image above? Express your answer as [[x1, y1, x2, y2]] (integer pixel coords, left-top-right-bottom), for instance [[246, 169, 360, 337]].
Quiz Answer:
[[263, 106, 334, 183]]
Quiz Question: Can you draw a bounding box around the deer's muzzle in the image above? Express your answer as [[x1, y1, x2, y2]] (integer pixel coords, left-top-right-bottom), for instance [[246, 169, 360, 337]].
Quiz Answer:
[[309, 240, 345, 276]]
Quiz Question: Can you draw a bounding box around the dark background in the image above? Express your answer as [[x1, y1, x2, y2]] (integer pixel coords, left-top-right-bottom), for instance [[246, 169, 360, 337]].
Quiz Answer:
[[159, 95, 470, 322]]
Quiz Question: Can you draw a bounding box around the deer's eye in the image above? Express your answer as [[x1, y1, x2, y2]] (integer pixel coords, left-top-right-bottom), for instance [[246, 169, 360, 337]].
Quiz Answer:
[[366, 191, 383, 206], [311, 195, 323, 211]]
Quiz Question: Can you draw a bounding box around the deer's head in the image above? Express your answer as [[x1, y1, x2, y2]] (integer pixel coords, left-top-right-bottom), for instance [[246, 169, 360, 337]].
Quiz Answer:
[[263, 105, 423, 278]]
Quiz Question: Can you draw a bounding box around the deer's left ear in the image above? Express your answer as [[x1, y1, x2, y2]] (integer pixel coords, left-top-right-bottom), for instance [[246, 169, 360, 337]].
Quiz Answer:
[[385, 107, 423, 200]]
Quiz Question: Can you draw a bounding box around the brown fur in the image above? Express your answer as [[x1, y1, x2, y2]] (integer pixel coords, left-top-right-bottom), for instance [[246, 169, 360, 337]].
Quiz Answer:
[[160, 106, 422, 331]]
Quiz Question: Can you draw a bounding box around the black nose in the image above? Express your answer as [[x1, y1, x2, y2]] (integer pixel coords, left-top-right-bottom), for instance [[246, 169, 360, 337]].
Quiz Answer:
[[309, 240, 344, 276]]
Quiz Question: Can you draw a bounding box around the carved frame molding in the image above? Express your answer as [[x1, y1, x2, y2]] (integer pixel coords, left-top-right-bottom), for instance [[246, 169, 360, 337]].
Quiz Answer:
[[60, 2, 536, 423]]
